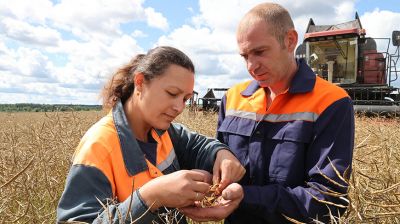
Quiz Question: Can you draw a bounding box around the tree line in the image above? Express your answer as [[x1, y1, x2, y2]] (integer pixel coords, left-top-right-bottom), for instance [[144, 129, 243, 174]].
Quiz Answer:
[[0, 103, 102, 112]]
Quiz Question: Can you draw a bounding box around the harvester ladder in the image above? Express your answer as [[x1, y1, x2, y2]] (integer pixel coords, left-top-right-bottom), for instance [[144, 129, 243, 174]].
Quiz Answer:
[[388, 46, 399, 85]]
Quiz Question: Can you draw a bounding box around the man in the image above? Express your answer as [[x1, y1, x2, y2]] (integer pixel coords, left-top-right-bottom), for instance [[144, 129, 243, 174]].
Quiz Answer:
[[216, 2, 354, 223]]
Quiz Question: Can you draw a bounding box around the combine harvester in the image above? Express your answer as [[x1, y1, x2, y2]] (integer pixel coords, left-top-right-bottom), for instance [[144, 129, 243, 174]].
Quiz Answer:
[[196, 88, 228, 111], [296, 13, 400, 114], [194, 13, 400, 114]]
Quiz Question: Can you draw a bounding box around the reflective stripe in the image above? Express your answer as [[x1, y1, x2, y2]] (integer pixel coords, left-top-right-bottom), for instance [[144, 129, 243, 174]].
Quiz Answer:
[[226, 109, 319, 122], [157, 148, 176, 172], [226, 109, 264, 121], [263, 112, 319, 122]]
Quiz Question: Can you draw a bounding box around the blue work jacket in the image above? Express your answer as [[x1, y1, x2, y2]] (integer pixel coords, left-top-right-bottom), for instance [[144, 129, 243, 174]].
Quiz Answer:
[[218, 59, 355, 223]]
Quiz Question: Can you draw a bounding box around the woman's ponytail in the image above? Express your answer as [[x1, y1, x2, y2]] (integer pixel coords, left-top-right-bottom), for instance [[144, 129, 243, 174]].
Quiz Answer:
[[101, 54, 145, 110]]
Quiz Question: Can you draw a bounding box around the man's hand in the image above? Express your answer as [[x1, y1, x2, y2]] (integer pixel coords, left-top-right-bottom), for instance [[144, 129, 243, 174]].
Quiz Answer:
[[213, 149, 245, 191]]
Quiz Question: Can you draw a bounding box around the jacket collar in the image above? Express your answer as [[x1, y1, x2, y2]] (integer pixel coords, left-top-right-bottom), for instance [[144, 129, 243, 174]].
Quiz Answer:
[[288, 58, 316, 94], [112, 100, 148, 176], [240, 58, 316, 96]]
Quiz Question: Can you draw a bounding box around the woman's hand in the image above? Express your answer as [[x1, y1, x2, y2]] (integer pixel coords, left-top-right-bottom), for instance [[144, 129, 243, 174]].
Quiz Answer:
[[180, 183, 244, 222], [138, 169, 212, 211], [213, 149, 245, 191]]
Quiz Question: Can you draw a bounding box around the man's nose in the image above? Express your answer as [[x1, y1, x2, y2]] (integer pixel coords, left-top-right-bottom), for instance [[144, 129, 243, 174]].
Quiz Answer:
[[247, 56, 260, 74]]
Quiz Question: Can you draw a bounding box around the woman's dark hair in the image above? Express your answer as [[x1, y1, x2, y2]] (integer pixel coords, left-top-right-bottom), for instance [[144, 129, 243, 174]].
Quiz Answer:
[[101, 46, 195, 110]]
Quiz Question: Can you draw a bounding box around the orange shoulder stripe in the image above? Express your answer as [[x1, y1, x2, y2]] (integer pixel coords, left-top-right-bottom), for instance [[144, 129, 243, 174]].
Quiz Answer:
[[225, 77, 349, 121], [270, 77, 349, 115]]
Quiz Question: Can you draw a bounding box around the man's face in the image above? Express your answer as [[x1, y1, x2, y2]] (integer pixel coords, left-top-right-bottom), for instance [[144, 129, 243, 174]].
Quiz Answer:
[[237, 18, 293, 89]]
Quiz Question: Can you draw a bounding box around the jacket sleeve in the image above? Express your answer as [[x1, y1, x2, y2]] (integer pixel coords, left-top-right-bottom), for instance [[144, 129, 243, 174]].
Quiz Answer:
[[220, 97, 355, 223], [168, 122, 230, 172], [57, 164, 158, 223]]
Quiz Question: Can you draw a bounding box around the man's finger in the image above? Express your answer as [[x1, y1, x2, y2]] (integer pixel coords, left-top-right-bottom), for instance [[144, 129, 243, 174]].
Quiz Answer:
[[221, 183, 243, 200], [218, 163, 231, 190], [212, 164, 220, 185]]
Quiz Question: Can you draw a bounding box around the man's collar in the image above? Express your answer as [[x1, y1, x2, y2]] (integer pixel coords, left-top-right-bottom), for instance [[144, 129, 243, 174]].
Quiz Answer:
[[288, 58, 316, 94], [241, 80, 261, 96], [240, 58, 316, 96]]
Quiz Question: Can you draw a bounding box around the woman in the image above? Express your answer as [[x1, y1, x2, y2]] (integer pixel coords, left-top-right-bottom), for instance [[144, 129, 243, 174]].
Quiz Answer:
[[57, 46, 245, 223]]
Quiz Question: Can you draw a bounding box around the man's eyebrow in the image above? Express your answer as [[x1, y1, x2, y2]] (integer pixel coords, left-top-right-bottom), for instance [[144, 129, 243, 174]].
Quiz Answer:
[[240, 46, 267, 56], [251, 46, 268, 52]]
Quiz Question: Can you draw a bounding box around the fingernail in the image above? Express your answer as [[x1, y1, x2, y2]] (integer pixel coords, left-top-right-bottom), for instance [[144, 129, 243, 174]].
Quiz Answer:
[[223, 190, 230, 199]]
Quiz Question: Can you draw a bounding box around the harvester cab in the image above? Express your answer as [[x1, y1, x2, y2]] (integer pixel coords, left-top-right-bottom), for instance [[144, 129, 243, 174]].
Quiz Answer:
[[296, 13, 400, 113], [197, 88, 228, 111]]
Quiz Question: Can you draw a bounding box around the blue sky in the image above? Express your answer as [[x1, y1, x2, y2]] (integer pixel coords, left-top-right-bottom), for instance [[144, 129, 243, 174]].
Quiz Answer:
[[0, 0, 399, 104]]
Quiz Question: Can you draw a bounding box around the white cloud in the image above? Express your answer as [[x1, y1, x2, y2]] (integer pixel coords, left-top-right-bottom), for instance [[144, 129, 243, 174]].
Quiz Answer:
[[157, 24, 244, 91], [0, 90, 100, 105], [158, 25, 237, 54], [194, 0, 255, 31], [0, 0, 161, 104], [334, 1, 356, 21], [50, 0, 134, 40], [132, 30, 147, 38], [55, 35, 143, 75], [0, 46, 54, 79], [144, 7, 169, 31], [50, 0, 168, 40], [0, 43, 18, 74], [361, 9, 400, 40], [0, 18, 62, 46], [0, 67, 101, 104], [194, 0, 356, 32], [16, 48, 53, 78], [0, 0, 53, 24]]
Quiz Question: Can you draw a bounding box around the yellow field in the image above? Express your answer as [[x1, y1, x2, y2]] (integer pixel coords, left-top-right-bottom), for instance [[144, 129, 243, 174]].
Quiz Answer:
[[0, 110, 399, 223]]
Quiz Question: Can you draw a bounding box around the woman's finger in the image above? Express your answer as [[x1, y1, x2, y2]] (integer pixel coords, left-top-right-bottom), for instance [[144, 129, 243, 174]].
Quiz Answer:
[[189, 169, 212, 183]]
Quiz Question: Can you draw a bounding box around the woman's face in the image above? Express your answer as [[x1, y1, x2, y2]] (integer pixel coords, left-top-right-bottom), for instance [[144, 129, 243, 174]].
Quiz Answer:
[[137, 64, 194, 130]]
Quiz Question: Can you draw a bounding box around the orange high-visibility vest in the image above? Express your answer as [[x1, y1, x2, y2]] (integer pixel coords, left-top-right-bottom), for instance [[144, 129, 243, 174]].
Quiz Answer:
[[73, 106, 177, 201]]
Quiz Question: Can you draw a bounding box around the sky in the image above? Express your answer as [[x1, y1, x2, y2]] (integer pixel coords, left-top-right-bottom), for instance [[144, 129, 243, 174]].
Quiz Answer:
[[0, 0, 399, 105]]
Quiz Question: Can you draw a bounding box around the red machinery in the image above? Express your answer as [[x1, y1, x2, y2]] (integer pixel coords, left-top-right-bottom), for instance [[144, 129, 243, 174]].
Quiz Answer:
[[296, 13, 400, 113]]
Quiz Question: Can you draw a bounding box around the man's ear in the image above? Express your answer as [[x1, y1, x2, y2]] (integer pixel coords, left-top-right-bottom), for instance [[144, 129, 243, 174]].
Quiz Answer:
[[134, 73, 144, 92], [286, 29, 298, 52]]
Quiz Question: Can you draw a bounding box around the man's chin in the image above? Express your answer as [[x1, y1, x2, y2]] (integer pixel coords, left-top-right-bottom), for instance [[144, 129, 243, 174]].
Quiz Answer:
[[257, 80, 270, 88]]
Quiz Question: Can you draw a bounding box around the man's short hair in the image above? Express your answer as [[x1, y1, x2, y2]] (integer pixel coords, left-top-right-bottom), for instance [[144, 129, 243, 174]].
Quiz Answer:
[[241, 3, 294, 47]]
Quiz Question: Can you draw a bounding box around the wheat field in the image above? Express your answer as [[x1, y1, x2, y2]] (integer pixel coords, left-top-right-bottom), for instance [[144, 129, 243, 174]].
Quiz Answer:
[[0, 110, 399, 223]]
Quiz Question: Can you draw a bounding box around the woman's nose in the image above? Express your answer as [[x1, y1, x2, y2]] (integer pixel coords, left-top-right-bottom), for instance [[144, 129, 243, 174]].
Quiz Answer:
[[172, 99, 185, 114]]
